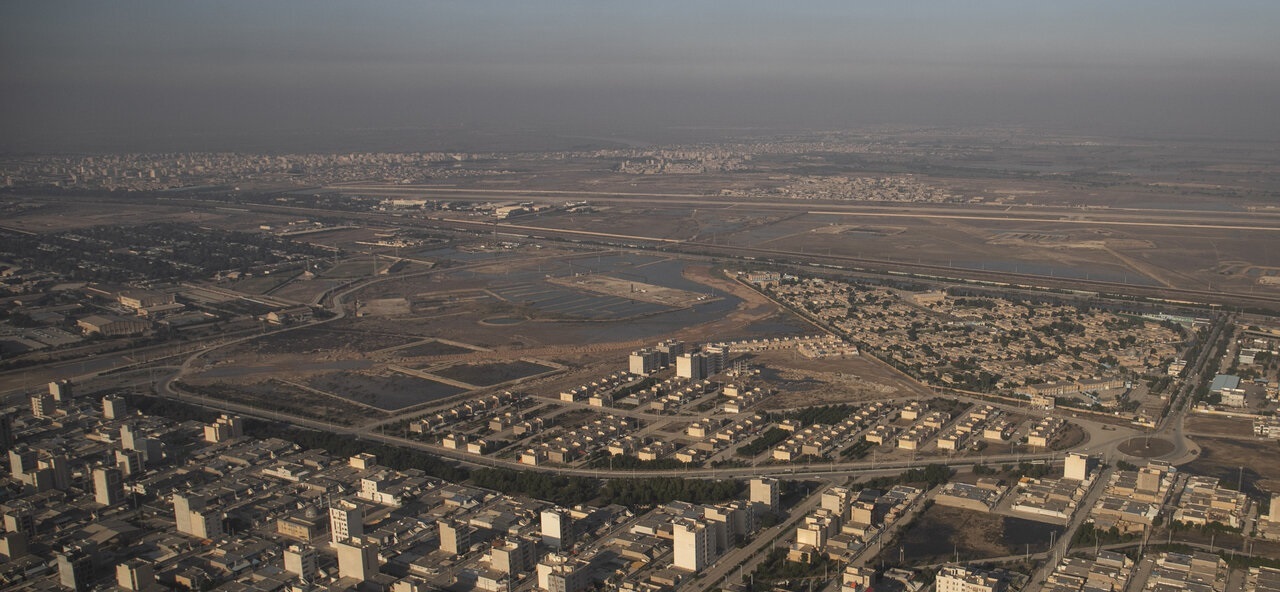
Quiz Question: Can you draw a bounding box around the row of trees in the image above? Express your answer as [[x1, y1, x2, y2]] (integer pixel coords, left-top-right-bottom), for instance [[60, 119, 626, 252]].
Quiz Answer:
[[861, 463, 953, 490], [785, 404, 856, 426], [130, 394, 759, 508], [600, 477, 744, 507], [469, 468, 598, 506], [736, 428, 789, 457]]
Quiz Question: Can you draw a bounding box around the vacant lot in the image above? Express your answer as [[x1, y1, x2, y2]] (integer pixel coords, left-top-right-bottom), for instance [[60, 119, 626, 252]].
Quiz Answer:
[[1183, 436, 1280, 498], [177, 380, 383, 426], [432, 360, 557, 387], [269, 277, 349, 304], [392, 340, 477, 358], [250, 327, 419, 355], [222, 272, 299, 295], [321, 256, 387, 278], [885, 504, 1062, 565], [305, 370, 466, 411], [751, 350, 933, 409], [1185, 414, 1255, 438]]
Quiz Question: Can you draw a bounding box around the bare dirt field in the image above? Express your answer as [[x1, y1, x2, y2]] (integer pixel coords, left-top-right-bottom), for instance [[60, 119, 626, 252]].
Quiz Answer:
[[1185, 414, 1256, 438], [430, 360, 558, 387], [321, 256, 391, 278], [887, 504, 1062, 565], [747, 349, 932, 409], [291, 227, 397, 250], [546, 274, 712, 307], [2, 202, 216, 232], [177, 379, 385, 425], [1183, 436, 1280, 497], [244, 326, 420, 355], [515, 207, 704, 241], [221, 273, 299, 295], [180, 258, 812, 422], [390, 340, 478, 358], [270, 277, 349, 304], [304, 370, 466, 411]]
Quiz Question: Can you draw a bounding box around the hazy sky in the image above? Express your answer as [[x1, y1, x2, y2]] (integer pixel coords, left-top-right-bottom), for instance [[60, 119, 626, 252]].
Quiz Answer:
[[4, 1, 1280, 152]]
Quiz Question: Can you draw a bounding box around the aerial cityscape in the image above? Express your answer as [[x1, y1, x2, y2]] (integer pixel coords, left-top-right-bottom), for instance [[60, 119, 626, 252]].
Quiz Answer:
[[3, 2, 1280, 592]]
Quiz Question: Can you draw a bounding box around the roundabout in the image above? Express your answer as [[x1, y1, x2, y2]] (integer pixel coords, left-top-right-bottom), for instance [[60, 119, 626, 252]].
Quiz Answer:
[[1116, 436, 1176, 458]]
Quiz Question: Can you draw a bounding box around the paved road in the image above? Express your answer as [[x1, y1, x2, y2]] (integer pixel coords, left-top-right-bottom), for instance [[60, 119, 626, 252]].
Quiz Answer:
[[688, 485, 831, 592], [1146, 313, 1229, 465], [146, 255, 1089, 481], [1022, 466, 1113, 592], [145, 272, 1205, 482], [848, 486, 941, 568], [162, 376, 1081, 480]]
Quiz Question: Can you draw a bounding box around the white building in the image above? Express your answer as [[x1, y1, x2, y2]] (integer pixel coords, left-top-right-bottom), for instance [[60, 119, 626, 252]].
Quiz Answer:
[[541, 508, 573, 550], [935, 564, 1006, 592], [335, 538, 379, 582], [284, 544, 319, 583], [92, 467, 124, 507], [629, 348, 661, 375], [536, 554, 589, 592], [329, 500, 364, 544], [102, 394, 128, 420], [673, 519, 716, 572], [750, 477, 780, 511], [676, 352, 707, 380], [1064, 452, 1093, 482]]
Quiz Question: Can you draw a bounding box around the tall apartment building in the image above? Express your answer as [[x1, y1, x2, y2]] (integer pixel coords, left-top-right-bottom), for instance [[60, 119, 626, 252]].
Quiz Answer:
[[3, 502, 35, 536], [174, 493, 222, 539], [0, 410, 13, 452], [822, 486, 854, 522], [57, 547, 94, 592], [490, 537, 538, 574], [30, 392, 56, 419], [704, 344, 729, 375], [629, 348, 662, 375], [9, 448, 70, 491], [541, 507, 574, 550], [750, 477, 780, 511], [673, 519, 716, 572], [204, 414, 244, 443], [116, 559, 156, 591], [284, 544, 320, 583], [48, 379, 73, 403], [335, 538, 379, 582], [115, 449, 145, 477], [1064, 453, 1093, 482], [676, 352, 707, 380], [102, 394, 128, 420], [439, 520, 474, 556], [93, 467, 124, 506], [329, 500, 364, 544], [537, 554, 589, 592], [656, 340, 685, 367]]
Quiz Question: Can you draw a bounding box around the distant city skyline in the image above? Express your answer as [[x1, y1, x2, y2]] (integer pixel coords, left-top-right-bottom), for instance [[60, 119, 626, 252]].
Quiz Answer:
[[4, 1, 1280, 152]]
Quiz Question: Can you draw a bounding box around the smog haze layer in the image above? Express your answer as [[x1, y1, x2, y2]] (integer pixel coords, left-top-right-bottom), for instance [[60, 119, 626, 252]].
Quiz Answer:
[[4, 1, 1280, 153]]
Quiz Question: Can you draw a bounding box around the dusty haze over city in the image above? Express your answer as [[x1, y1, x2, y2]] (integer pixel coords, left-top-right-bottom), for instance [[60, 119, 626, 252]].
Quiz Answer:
[[4, 1, 1280, 152], [5, 4, 1280, 592]]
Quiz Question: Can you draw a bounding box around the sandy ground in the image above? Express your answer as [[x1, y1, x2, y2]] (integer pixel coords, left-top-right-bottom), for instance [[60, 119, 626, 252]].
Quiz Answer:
[[546, 274, 710, 307], [1185, 414, 1256, 437], [746, 349, 931, 409], [1183, 436, 1280, 497]]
